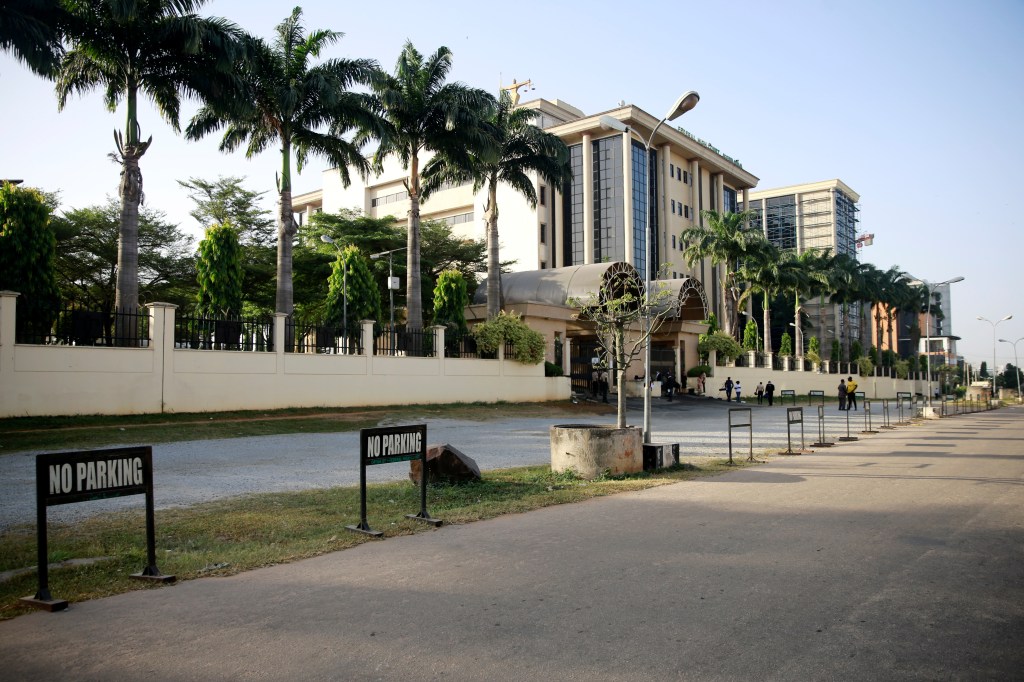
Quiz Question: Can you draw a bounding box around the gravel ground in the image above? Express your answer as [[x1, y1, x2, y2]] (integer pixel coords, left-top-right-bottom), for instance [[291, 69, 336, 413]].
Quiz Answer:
[[0, 397, 901, 530]]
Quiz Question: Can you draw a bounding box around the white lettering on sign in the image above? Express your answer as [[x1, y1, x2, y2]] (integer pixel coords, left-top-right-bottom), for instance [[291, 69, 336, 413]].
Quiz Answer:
[[55, 457, 144, 495], [366, 431, 423, 459]]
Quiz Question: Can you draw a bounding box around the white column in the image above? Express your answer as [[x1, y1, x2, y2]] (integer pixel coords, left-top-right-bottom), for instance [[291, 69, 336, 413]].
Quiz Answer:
[[361, 319, 375, 356], [0, 291, 19, 379], [561, 336, 572, 377], [582, 133, 594, 264], [622, 131, 634, 265]]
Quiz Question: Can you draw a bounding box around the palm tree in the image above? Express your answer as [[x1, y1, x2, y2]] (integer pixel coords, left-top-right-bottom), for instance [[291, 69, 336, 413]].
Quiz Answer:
[[827, 252, 863, 361], [362, 41, 493, 329], [681, 209, 762, 338], [0, 0, 65, 77], [789, 248, 834, 358], [186, 7, 377, 318], [422, 89, 571, 318], [736, 240, 788, 354], [57, 0, 243, 313]]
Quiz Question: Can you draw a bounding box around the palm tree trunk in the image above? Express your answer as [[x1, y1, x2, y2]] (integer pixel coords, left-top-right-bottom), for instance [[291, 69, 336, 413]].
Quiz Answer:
[[794, 294, 803, 357], [275, 142, 295, 318], [115, 153, 141, 313], [406, 151, 423, 329], [485, 180, 500, 319], [762, 290, 772, 354]]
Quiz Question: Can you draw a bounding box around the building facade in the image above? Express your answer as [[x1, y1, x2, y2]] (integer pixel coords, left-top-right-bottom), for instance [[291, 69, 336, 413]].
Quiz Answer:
[[742, 179, 861, 358], [292, 97, 759, 326]]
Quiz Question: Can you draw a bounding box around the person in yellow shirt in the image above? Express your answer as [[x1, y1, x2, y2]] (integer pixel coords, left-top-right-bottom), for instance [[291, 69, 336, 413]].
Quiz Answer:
[[846, 376, 858, 410]]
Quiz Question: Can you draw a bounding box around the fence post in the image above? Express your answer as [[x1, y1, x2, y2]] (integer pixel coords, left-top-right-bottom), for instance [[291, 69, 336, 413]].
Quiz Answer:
[[0, 290, 18, 374], [146, 302, 176, 413]]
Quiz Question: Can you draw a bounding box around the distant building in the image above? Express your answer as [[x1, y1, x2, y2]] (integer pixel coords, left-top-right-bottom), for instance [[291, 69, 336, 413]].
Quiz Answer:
[[742, 179, 860, 358]]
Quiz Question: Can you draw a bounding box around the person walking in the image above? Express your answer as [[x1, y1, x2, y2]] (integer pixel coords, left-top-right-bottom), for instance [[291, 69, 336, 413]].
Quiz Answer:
[[838, 379, 847, 411], [755, 381, 765, 405], [724, 377, 734, 401], [846, 376, 858, 410], [699, 371, 707, 395], [734, 380, 743, 402], [764, 379, 775, 406], [598, 369, 609, 403]]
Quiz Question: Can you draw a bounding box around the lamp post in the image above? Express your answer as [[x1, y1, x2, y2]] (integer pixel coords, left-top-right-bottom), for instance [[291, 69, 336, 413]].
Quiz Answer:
[[320, 235, 348, 351], [998, 336, 1023, 403], [908, 276, 964, 410], [977, 314, 1012, 400], [599, 90, 700, 443], [371, 246, 407, 354]]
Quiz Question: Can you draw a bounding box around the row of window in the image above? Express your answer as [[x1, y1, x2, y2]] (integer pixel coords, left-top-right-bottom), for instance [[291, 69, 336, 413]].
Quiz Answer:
[[445, 212, 473, 226], [669, 199, 692, 219], [668, 163, 691, 185], [370, 190, 408, 207]]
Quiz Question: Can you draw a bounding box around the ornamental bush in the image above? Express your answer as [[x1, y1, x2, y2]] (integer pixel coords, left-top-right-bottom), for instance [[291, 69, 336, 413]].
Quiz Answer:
[[472, 311, 545, 364], [778, 331, 793, 357]]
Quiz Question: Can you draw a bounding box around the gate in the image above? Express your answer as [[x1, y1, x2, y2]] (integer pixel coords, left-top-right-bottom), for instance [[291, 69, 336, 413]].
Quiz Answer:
[[569, 339, 602, 395]]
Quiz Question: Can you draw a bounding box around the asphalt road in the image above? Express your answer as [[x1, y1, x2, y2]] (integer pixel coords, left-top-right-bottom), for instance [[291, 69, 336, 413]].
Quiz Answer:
[[1, 405, 1021, 680], [0, 396, 873, 530]]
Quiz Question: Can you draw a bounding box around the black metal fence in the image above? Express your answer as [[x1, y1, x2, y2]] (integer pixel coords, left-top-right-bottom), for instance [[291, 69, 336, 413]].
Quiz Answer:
[[286, 318, 361, 354], [373, 324, 435, 357], [15, 301, 149, 347], [175, 313, 274, 352], [445, 331, 494, 359]]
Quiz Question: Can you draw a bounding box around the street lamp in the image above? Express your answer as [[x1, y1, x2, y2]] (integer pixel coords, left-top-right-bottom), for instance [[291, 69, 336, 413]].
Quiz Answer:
[[908, 275, 964, 410], [371, 246, 407, 354], [320, 235, 348, 351], [600, 90, 700, 443], [977, 314, 1012, 400], [998, 336, 1023, 403]]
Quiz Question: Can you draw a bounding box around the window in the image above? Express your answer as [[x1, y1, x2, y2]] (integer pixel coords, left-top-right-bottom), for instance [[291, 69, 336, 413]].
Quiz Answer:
[[540, 223, 547, 244], [540, 186, 547, 206], [677, 167, 682, 180], [671, 199, 676, 213], [672, 234, 676, 248], [670, 163, 675, 177], [683, 170, 690, 184], [684, 205, 690, 219]]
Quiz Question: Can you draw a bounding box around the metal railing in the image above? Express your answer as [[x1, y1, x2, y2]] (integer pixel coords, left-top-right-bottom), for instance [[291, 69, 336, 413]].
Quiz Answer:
[[285, 319, 361, 354], [15, 301, 149, 347], [176, 312, 274, 352], [374, 324, 435, 357]]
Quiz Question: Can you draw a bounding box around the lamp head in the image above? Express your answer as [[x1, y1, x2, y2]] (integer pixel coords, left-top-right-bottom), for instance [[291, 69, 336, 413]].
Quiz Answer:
[[665, 90, 700, 121], [320, 235, 334, 244], [598, 115, 628, 133]]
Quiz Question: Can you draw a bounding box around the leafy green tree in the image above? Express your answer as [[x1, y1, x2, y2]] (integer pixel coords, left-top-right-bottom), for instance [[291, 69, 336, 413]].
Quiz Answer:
[[423, 89, 571, 318], [52, 199, 196, 312], [325, 246, 381, 337], [187, 7, 377, 318], [0, 0, 66, 77], [178, 176, 275, 247], [698, 331, 743, 361], [362, 41, 493, 329], [850, 339, 863, 362], [787, 249, 834, 357], [432, 270, 468, 333], [195, 222, 243, 316], [830, 338, 842, 363], [57, 0, 243, 311], [778, 331, 793, 357], [742, 319, 759, 351], [0, 182, 60, 337], [807, 336, 821, 363], [681, 209, 762, 338]]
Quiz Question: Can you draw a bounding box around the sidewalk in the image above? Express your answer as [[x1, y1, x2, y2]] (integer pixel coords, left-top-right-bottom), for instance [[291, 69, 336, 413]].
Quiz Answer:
[[1, 408, 1021, 680]]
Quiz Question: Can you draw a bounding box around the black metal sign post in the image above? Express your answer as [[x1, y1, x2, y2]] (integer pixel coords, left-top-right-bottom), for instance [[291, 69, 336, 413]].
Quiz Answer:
[[22, 446, 174, 612], [727, 408, 754, 463], [838, 406, 858, 442], [808, 390, 825, 406], [347, 424, 441, 537], [810, 404, 834, 448], [779, 407, 809, 454], [861, 400, 879, 434]]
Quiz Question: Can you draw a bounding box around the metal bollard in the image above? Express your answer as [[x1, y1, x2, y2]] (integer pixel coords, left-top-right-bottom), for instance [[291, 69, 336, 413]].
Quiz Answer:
[[861, 400, 878, 434], [727, 408, 754, 464], [810, 404, 834, 447], [880, 399, 895, 429]]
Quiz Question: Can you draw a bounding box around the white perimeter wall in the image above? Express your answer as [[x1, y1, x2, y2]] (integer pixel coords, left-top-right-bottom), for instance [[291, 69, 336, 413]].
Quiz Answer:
[[0, 294, 569, 418]]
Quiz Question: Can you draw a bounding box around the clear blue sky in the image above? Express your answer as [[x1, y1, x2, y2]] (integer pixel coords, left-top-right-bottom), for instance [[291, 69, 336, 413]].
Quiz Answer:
[[2, 0, 1022, 369]]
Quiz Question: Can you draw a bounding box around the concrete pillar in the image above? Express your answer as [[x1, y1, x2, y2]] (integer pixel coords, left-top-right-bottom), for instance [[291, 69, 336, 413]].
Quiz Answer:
[[0, 290, 19, 377], [146, 302, 177, 413], [361, 319, 375, 356], [582, 133, 594, 264], [274, 313, 288, 361], [623, 130, 634, 266], [562, 336, 572, 377]]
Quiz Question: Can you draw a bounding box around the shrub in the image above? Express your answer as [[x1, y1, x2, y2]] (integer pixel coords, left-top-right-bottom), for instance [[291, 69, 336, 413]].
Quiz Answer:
[[544, 361, 563, 377], [472, 311, 545, 364], [742, 319, 759, 351], [778, 332, 793, 357], [856, 355, 874, 377], [687, 365, 711, 377], [698, 331, 742, 360]]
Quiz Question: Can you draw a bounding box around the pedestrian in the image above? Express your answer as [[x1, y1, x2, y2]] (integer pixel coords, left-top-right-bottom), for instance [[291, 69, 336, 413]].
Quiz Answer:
[[846, 376, 858, 410], [755, 381, 765, 405], [664, 372, 677, 402], [838, 379, 847, 411], [764, 379, 775, 406], [699, 371, 707, 395], [724, 376, 734, 401], [734, 380, 742, 402], [598, 369, 609, 403]]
